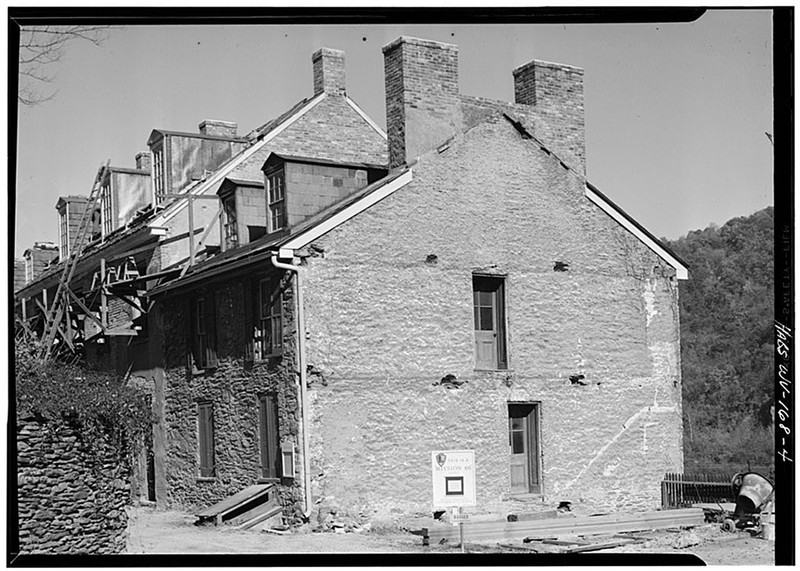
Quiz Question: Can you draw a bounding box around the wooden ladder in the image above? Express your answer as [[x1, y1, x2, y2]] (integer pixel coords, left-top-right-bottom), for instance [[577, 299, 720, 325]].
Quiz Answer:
[[39, 162, 109, 362]]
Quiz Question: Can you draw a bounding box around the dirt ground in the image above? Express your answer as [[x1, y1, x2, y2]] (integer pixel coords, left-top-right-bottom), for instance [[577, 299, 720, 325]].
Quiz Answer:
[[125, 506, 775, 564]]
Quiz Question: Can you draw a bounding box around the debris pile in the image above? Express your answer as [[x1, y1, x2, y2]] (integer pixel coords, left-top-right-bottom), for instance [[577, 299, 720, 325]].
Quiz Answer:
[[313, 501, 372, 534]]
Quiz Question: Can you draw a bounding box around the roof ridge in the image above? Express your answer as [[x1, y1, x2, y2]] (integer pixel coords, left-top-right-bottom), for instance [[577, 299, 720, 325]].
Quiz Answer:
[[150, 93, 327, 227]]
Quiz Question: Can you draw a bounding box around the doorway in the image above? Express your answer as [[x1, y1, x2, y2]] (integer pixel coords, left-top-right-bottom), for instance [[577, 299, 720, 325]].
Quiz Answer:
[[508, 403, 541, 494]]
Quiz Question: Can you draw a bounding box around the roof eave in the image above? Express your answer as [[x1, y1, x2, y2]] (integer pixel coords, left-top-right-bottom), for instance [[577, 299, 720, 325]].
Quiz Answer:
[[148, 168, 413, 297], [584, 182, 689, 280]]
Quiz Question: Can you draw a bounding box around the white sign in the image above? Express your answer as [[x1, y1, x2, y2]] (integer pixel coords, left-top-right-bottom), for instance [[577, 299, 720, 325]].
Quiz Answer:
[[451, 507, 470, 525], [431, 450, 477, 508]]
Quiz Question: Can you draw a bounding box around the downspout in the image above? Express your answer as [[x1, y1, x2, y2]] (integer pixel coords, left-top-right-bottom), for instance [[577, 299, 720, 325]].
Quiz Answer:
[[271, 251, 312, 518]]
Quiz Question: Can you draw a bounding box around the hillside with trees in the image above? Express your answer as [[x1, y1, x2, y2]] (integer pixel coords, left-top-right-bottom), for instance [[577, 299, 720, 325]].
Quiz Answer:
[[667, 207, 774, 476]]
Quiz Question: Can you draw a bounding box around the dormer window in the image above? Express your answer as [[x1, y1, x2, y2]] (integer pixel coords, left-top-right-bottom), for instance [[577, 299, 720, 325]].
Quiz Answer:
[[266, 169, 285, 233], [222, 194, 238, 249], [152, 144, 165, 205], [216, 178, 266, 251]]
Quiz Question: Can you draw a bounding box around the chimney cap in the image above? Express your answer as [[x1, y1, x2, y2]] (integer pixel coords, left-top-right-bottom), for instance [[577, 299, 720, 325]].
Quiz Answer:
[[513, 58, 584, 77], [312, 47, 345, 60], [382, 36, 458, 54], [199, 119, 237, 130], [29, 241, 59, 251]]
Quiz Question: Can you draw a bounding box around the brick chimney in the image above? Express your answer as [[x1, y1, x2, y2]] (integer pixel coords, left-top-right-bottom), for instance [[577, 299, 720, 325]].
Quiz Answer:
[[135, 151, 151, 172], [382, 37, 462, 169], [312, 48, 346, 96], [513, 59, 585, 172], [199, 120, 238, 138]]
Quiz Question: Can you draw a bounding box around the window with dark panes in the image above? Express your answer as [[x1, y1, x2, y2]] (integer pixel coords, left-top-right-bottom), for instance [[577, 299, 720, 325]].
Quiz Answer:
[[255, 278, 283, 359], [258, 394, 280, 480], [267, 169, 285, 232], [152, 145, 165, 204], [223, 194, 238, 249], [197, 401, 215, 478], [190, 292, 217, 370], [473, 275, 508, 370]]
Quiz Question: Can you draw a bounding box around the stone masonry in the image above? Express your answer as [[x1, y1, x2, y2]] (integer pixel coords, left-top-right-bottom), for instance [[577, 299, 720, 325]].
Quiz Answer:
[[160, 274, 305, 523], [300, 115, 683, 521], [16, 419, 130, 554]]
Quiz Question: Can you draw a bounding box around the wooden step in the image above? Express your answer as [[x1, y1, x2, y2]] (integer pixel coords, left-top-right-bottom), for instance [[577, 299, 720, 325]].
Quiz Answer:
[[237, 505, 285, 531], [196, 484, 275, 525], [227, 497, 280, 526]]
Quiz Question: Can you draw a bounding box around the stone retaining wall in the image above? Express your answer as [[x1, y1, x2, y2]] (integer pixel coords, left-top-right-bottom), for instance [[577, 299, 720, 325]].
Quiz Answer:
[[16, 418, 131, 554]]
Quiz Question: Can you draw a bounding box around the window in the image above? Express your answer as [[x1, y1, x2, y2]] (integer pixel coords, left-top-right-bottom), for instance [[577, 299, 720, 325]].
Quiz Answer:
[[101, 181, 113, 237], [266, 169, 285, 232], [473, 275, 508, 370], [198, 402, 215, 478], [152, 145, 165, 204], [255, 278, 283, 359], [258, 394, 280, 480], [59, 205, 69, 259], [223, 194, 238, 249], [190, 292, 217, 370]]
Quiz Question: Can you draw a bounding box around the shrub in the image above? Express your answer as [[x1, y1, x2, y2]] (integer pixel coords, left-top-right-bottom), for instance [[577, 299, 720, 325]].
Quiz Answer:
[[15, 335, 154, 455]]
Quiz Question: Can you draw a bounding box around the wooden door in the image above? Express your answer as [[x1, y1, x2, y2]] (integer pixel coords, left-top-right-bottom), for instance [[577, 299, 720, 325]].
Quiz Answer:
[[474, 287, 498, 368], [509, 404, 540, 494]]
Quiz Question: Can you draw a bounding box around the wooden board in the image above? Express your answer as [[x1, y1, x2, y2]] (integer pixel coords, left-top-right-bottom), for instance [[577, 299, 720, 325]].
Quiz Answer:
[[419, 508, 705, 544], [507, 509, 560, 522], [561, 538, 637, 553], [196, 484, 273, 519]]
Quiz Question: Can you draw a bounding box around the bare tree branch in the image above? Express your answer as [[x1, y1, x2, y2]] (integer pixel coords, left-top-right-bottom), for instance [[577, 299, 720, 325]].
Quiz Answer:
[[18, 25, 115, 106]]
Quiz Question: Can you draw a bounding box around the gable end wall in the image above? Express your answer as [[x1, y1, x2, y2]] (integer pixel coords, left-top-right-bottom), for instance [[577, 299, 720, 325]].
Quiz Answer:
[[299, 118, 682, 520]]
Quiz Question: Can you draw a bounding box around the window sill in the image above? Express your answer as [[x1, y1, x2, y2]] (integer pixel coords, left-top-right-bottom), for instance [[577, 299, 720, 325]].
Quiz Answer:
[[506, 492, 544, 500], [197, 477, 216, 483], [250, 354, 284, 366], [257, 478, 281, 485], [191, 366, 217, 377]]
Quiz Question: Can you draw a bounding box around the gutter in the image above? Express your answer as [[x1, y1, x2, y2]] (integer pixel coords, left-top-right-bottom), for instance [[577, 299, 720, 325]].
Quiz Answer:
[[271, 250, 313, 519]]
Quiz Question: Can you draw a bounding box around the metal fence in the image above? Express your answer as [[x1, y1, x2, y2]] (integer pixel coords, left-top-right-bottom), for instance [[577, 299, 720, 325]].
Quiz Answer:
[[661, 472, 737, 508]]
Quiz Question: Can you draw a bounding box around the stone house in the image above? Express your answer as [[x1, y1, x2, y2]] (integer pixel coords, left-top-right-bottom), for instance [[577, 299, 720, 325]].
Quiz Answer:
[[142, 35, 688, 524], [14, 46, 388, 508]]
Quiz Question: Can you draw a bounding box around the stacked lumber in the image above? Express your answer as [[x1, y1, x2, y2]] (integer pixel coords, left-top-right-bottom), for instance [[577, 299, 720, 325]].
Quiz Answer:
[[413, 508, 704, 545]]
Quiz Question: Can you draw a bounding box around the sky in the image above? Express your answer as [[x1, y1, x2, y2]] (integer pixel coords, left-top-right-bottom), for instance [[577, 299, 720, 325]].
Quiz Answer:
[[13, 9, 774, 258]]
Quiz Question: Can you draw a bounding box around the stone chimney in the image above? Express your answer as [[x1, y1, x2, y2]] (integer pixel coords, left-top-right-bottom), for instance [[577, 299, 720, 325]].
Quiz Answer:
[[199, 120, 238, 138], [382, 36, 462, 169], [135, 151, 151, 172], [513, 59, 585, 172], [312, 48, 346, 96]]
